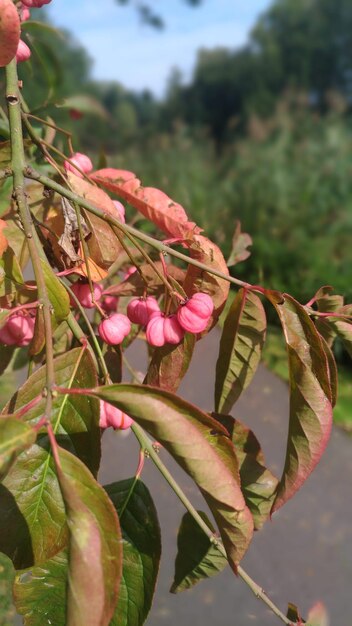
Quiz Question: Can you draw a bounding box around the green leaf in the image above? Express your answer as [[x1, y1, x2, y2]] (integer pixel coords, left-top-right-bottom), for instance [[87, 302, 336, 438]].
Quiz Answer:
[[0, 552, 16, 625], [57, 447, 121, 626], [105, 478, 161, 626], [0, 246, 24, 297], [89, 383, 254, 571], [171, 511, 227, 593], [0, 348, 100, 569], [306, 602, 329, 626], [212, 414, 278, 530], [144, 332, 195, 393], [0, 418, 36, 481], [215, 289, 266, 414], [14, 551, 67, 626], [15, 451, 123, 626], [56, 95, 108, 119], [40, 259, 70, 322], [267, 293, 333, 514]]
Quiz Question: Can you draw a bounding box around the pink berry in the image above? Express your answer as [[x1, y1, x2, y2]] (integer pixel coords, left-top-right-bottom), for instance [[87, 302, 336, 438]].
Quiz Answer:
[[99, 401, 133, 430], [64, 152, 93, 178], [163, 315, 185, 345], [0, 314, 35, 347], [20, 4, 31, 21], [177, 292, 214, 333], [146, 313, 165, 347], [127, 296, 160, 326], [98, 313, 131, 345], [71, 281, 103, 309], [16, 40, 31, 63], [21, 0, 52, 7], [112, 201, 125, 224], [102, 295, 119, 313]]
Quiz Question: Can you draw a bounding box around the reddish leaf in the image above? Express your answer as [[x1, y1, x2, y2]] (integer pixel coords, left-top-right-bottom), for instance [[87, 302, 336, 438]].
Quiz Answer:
[[54, 447, 122, 626], [104, 261, 185, 298], [144, 332, 195, 393], [212, 414, 278, 530], [267, 293, 333, 513], [89, 383, 254, 571], [183, 234, 230, 332], [0, 0, 20, 67], [68, 173, 123, 269], [215, 289, 266, 414], [91, 168, 202, 241], [226, 221, 252, 267]]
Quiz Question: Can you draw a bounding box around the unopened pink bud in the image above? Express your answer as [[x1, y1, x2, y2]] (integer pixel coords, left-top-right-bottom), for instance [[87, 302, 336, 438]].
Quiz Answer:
[[146, 313, 165, 347], [16, 40, 31, 63], [99, 400, 133, 430], [71, 281, 103, 309], [98, 313, 131, 345], [177, 292, 214, 333], [21, 0, 52, 7], [102, 295, 119, 313], [127, 296, 160, 326], [163, 315, 185, 344], [112, 201, 125, 224], [0, 313, 35, 347], [64, 152, 93, 178]]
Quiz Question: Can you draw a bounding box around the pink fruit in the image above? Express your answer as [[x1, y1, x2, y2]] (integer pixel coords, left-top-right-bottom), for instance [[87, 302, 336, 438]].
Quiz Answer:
[[64, 152, 93, 178], [0, 313, 35, 346], [102, 295, 119, 313], [146, 312, 165, 347], [21, 0, 52, 7], [127, 296, 160, 326], [99, 400, 133, 430], [163, 315, 185, 344], [177, 292, 214, 333], [98, 313, 131, 345], [20, 4, 31, 21], [112, 200, 125, 224], [70, 281, 103, 309], [16, 39, 31, 63]]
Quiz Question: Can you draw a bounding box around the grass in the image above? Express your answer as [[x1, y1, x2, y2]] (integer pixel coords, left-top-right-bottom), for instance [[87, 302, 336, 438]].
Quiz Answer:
[[262, 327, 352, 433]]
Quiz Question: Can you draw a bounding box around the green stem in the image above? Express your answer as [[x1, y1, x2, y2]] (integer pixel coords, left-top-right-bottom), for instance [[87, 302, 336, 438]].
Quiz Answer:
[[24, 168, 253, 292], [6, 61, 55, 419]]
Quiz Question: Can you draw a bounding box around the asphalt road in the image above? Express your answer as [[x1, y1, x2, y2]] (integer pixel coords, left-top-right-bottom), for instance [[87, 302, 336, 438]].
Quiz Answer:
[[99, 331, 352, 626]]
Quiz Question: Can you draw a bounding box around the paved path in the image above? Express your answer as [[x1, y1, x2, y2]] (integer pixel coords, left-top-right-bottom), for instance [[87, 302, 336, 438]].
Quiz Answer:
[[99, 331, 352, 626]]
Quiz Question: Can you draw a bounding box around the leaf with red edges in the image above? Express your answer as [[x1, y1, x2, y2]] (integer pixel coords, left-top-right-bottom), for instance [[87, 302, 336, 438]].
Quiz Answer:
[[91, 168, 202, 241], [88, 383, 254, 571], [266, 293, 333, 513], [0, 0, 21, 67], [144, 332, 195, 393], [183, 234, 230, 333]]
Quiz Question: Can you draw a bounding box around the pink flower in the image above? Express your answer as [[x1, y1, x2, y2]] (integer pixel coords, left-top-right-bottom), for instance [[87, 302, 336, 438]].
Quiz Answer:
[[98, 313, 131, 345], [112, 201, 125, 224], [177, 292, 214, 333], [99, 400, 133, 430], [21, 0, 52, 7], [16, 40, 31, 63], [70, 281, 103, 309], [127, 296, 160, 326], [0, 313, 35, 347], [146, 312, 185, 347], [64, 152, 93, 178]]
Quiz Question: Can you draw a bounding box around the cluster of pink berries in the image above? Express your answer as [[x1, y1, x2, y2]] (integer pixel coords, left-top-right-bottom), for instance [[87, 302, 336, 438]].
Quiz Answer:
[[16, 1, 53, 63], [0, 312, 35, 347]]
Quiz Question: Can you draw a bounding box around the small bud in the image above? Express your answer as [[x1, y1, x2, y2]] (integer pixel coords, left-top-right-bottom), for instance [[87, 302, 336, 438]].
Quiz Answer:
[[127, 296, 160, 326], [177, 292, 214, 333], [64, 152, 93, 178], [146, 312, 165, 347], [16, 40, 31, 63], [163, 314, 185, 344], [70, 281, 103, 309], [112, 200, 125, 224], [123, 266, 137, 281], [98, 313, 131, 345], [99, 400, 133, 430]]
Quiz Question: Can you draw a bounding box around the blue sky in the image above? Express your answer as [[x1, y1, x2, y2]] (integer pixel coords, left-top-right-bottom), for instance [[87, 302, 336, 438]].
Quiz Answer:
[[46, 0, 272, 97]]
